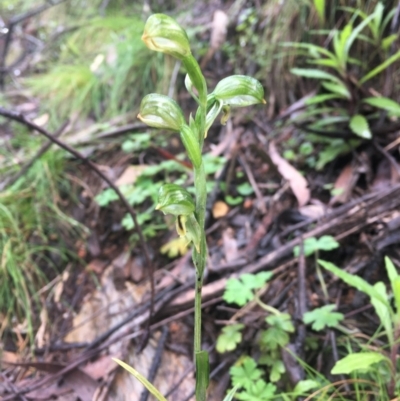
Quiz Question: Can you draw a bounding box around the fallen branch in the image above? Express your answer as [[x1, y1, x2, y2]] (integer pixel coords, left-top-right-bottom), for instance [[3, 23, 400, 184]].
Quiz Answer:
[[168, 183, 400, 310]]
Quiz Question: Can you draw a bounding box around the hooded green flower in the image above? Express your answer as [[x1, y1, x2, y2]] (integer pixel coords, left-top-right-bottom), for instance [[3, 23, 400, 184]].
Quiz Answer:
[[142, 14, 191, 60]]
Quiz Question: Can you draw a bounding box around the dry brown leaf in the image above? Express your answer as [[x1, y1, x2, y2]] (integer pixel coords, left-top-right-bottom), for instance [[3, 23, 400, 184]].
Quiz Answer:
[[222, 227, 238, 262], [35, 307, 48, 349], [331, 163, 359, 205], [110, 345, 195, 401], [299, 204, 326, 219], [371, 158, 400, 191], [210, 10, 229, 50], [268, 142, 310, 207], [33, 114, 49, 127], [212, 200, 229, 218], [53, 269, 70, 304], [115, 165, 147, 186], [200, 10, 229, 69], [25, 368, 98, 401], [64, 265, 139, 344], [82, 355, 117, 380], [1, 351, 19, 364]]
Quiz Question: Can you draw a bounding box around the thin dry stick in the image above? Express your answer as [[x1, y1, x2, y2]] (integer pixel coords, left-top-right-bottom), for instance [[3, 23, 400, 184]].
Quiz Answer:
[[2, 120, 69, 190], [0, 0, 68, 87], [0, 107, 155, 325], [238, 153, 266, 213]]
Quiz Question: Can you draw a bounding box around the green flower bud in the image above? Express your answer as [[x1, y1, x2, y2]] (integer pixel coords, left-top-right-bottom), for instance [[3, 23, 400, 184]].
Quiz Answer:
[[142, 14, 191, 60], [138, 94, 185, 131], [180, 124, 201, 168], [212, 75, 266, 107], [156, 184, 195, 216]]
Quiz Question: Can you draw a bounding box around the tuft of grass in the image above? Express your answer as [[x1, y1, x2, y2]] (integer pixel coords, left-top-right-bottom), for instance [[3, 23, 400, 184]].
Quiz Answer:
[[0, 126, 85, 342], [26, 15, 166, 125]]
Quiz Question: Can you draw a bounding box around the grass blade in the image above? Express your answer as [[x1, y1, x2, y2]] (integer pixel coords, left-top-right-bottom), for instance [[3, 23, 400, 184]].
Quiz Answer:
[[360, 49, 400, 84], [113, 358, 168, 401]]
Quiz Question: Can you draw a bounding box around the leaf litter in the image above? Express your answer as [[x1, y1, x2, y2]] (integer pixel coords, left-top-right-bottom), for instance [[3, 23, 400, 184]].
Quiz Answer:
[[3, 1, 400, 400]]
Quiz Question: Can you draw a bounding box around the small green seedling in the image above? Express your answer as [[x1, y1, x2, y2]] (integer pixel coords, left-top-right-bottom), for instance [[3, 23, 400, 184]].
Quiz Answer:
[[217, 324, 245, 353], [114, 13, 265, 401], [303, 304, 344, 331], [219, 271, 295, 388], [230, 357, 277, 400], [223, 272, 273, 306], [293, 235, 339, 257]]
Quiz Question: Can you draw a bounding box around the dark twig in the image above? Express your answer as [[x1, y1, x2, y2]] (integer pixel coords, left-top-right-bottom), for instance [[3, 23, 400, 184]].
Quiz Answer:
[[0, 107, 155, 325], [238, 153, 266, 213], [329, 330, 350, 393], [4, 285, 186, 400], [2, 348, 100, 401], [91, 122, 148, 141], [0, 373, 29, 401], [373, 139, 400, 178], [0, 0, 68, 87], [139, 326, 169, 401], [1, 120, 69, 190], [84, 284, 175, 352]]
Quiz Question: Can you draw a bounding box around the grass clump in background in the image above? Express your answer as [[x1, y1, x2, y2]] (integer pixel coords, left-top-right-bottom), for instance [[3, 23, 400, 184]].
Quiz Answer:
[[0, 124, 85, 342]]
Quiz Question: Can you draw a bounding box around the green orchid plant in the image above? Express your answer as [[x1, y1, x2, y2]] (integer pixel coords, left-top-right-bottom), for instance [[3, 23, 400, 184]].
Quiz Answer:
[[114, 13, 265, 401]]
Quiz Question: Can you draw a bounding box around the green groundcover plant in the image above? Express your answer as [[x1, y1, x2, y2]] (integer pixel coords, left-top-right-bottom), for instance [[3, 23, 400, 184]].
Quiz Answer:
[[285, 2, 400, 170], [320, 257, 400, 397], [113, 13, 265, 401]]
